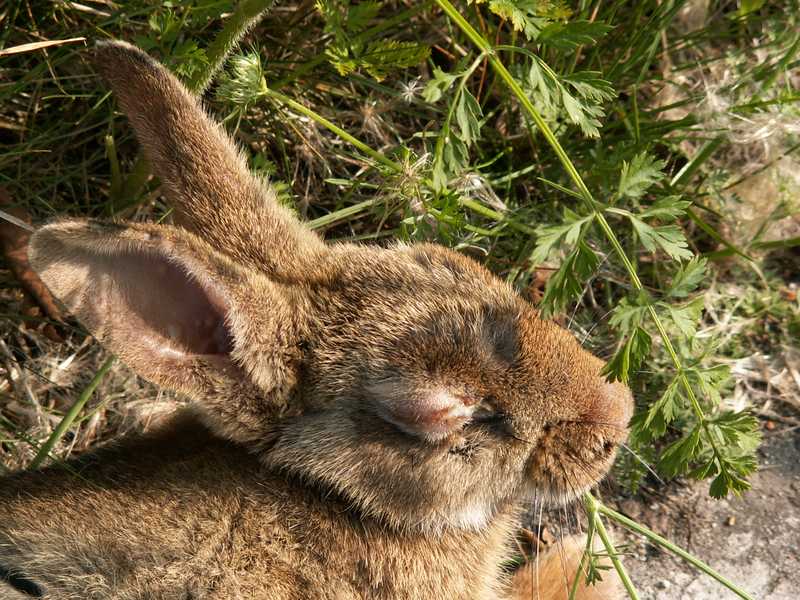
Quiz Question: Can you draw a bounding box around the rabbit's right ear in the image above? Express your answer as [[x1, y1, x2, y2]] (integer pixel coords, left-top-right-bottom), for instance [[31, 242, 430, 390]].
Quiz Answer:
[[92, 40, 327, 279], [29, 220, 308, 443]]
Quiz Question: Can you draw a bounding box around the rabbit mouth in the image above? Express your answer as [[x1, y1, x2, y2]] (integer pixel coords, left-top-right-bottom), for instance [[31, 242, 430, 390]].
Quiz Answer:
[[524, 422, 623, 504]]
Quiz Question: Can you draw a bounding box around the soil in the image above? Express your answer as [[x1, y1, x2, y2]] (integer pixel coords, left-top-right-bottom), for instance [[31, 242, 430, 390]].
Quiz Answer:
[[614, 426, 800, 599]]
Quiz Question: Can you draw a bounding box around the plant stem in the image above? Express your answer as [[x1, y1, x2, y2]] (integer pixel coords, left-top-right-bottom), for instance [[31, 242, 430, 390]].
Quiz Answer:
[[104, 134, 122, 204], [596, 499, 755, 600], [432, 53, 486, 189], [29, 356, 115, 469], [568, 519, 595, 600], [262, 86, 401, 172], [584, 493, 640, 600], [261, 83, 538, 236]]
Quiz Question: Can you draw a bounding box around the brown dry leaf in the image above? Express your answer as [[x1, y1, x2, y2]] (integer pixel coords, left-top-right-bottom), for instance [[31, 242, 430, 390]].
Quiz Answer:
[[0, 189, 65, 338], [527, 268, 554, 305]]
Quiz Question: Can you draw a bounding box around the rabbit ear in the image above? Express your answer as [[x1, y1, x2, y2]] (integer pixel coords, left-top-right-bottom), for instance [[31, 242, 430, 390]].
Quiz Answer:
[[369, 379, 478, 442], [92, 40, 326, 279], [28, 219, 307, 443]]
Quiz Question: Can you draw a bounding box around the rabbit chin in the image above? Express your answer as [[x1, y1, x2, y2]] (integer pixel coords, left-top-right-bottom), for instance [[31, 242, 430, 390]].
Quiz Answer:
[[439, 481, 589, 532], [521, 480, 593, 508], [448, 501, 494, 530]]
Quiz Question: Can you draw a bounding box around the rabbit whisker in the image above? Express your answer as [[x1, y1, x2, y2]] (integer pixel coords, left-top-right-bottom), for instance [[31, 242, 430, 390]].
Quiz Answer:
[[619, 442, 663, 484], [579, 306, 615, 346]]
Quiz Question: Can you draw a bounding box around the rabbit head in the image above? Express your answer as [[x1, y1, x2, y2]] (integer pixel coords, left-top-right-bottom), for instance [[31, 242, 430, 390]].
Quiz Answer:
[[29, 41, 633, 533], [267, 241, 633, 531]]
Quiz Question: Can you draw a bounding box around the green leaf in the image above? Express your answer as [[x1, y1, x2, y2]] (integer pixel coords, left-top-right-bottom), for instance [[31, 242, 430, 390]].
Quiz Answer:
[[526, 57, 554, 108], [538, 19, 614, 50], [455, 90, 483, 146], [630, 218, 693, 261], [521, 60, 611, 138], [573, 239, 599, 279], [423, 67, 458, 103], [170, 40, 208, 81], [317, 0, 428, 82], [685, 364, 730, 406], [346, 0, 380, 30], [739, 0, 766, 16], [710, 463, 754, 498], [560, 86, 604, 138], [488, 0, 547, 40], [562, 71, 615, 103], [688, 458, 719, 481], [709, 470, 731, 498], [639, 196, 691, 221], [358, 40, 430, 82], [642, 375, 682, 438], [608, 295, 650, 334], [708, 411, 761, 450], [442, 133, 469, 177], [530, 208, 593, 265], [663, 297, 704, 338], [667, 257, 707, 298], [618, 152, 666, 199], [539, 240, 599, 316], [602, 325, 651, 383], [658, 426, 701, 478], [431, 155, 448, 190]]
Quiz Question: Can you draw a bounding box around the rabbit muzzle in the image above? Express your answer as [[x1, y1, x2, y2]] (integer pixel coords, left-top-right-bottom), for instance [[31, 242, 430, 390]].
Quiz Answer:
[[524, 374, 634, 503]]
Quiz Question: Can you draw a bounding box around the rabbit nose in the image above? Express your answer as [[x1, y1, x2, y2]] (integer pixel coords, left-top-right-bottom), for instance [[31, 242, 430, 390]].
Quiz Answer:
[[581, 378, 634, 434]]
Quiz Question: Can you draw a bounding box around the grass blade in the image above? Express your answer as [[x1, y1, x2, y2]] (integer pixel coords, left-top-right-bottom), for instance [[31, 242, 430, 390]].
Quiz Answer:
[[29, 356, 115, 469]]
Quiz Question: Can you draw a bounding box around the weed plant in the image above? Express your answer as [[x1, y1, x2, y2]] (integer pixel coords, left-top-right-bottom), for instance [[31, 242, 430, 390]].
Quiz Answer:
[[1, 1, 799, 597]]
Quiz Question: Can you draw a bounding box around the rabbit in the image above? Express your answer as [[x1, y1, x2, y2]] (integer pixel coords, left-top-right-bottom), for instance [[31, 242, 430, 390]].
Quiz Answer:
[[0, 41, 633, 599]]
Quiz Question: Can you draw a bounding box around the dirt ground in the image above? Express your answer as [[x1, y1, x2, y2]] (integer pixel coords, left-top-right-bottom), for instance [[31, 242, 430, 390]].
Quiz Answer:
[[614, 426, 800, 599]]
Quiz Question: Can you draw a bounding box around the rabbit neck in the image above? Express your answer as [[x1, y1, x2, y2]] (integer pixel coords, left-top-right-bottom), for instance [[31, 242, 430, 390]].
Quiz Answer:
[[270, 470, 523, 598]]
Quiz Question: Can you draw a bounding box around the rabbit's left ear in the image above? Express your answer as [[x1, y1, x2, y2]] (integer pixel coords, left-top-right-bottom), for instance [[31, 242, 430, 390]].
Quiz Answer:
[[29, 219, 308, 443]]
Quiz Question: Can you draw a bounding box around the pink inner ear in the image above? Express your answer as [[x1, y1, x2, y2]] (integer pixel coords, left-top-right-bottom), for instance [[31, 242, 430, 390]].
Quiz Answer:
[[108, 250, 234, 357]]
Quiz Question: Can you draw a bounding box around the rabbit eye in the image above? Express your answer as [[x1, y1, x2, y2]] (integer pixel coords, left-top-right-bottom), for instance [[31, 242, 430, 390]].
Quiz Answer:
[[470, 400, 511, 435], [472, 411, 507, 426]]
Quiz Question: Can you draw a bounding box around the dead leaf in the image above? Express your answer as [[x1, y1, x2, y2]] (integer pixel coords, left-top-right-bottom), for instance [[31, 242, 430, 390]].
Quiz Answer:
[[0, 37, 86, 57], [0, 189, 65, 340]]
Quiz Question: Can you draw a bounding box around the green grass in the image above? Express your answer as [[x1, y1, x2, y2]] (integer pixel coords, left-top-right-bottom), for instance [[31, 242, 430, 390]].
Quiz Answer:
[[1, 0, 799, 597]]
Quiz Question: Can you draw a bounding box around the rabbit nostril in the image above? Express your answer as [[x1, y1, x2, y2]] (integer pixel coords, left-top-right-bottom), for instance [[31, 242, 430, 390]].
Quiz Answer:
[[603, 441, 615, 454]]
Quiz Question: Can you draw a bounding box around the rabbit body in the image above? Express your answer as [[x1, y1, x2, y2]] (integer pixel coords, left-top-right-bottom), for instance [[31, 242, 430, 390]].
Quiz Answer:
[[0, 414, 514, 600], [1, 41, 632, 600]]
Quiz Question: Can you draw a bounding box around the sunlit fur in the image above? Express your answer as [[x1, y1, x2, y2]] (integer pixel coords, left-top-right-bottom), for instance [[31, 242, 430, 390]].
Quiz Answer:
[[0, 41, 633, 599], [511, 535, 624, 599]]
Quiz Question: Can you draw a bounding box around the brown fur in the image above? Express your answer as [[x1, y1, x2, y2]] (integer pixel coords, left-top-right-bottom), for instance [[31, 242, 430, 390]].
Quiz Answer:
[[0, 41, 634, 599]]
